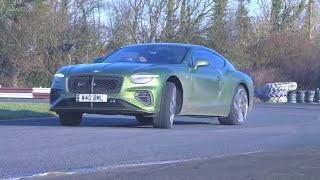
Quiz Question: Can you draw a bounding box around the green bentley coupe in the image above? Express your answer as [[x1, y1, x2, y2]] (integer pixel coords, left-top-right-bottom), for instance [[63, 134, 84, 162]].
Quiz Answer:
[[50, 43, 253, 129]]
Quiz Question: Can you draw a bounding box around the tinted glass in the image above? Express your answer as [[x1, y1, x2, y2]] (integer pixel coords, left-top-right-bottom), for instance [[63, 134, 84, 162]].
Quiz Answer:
[[102, 45, 188, 64], [210, 53, 225, 68], [193, 50, 212, 65], [193, 50, 225, 68]]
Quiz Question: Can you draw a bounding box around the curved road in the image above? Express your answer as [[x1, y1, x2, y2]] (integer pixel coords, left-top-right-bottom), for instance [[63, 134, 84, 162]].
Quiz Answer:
[[0, 103, 320, 179]]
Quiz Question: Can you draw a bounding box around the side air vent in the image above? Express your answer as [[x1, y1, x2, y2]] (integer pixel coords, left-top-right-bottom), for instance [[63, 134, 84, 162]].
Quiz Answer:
[[135, 91, 153, 106]]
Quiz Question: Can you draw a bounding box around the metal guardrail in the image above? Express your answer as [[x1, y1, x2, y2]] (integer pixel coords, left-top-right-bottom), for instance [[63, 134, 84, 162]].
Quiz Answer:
[[0, 88, 50, 99]]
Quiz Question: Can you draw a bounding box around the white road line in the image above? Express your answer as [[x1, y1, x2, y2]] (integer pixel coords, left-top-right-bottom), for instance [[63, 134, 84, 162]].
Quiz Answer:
[[3, 172, 76, 180], [10, 150, 261, 179]]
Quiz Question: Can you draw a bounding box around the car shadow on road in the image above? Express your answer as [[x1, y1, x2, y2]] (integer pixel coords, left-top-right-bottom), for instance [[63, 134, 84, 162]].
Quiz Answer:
[[0, 116, 217, 128]]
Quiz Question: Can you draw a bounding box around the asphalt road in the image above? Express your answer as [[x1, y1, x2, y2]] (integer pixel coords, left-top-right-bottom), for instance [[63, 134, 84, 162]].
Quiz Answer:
[[0, 103, 320, 179]]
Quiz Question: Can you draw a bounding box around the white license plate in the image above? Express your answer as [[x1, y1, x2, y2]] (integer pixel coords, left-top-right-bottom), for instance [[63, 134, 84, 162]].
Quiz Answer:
[[76, 94, 107, 102]]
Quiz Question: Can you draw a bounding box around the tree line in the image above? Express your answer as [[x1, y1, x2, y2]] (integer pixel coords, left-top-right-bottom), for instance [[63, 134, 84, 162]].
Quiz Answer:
[[0, 0, 319, 88]]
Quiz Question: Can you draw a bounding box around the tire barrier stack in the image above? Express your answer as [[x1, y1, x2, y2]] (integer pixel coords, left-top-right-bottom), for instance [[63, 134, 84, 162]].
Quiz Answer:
[[296, 90, 306, 103], [287, 91, 297, 103], [287, 89, 320, 104], [255, 82, 320, 104], [315, 89, 320, 103], [262, 82, 298, 103], [305, 90, 315, 103]]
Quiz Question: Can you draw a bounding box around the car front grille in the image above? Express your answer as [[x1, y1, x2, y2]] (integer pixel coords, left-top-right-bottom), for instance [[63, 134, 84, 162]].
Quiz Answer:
[[68, 75, 123, 94]]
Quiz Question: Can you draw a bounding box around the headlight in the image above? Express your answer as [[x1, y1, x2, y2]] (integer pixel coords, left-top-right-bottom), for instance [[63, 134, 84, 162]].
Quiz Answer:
[[54, 73, 65, 78], [53, 73, 65, 84], [130, 74, 159, 84]]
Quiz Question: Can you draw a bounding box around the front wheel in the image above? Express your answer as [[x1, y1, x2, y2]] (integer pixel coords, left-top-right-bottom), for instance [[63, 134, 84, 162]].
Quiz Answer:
[[218, 85, 248, 125], [152, 82, 177, 129], [59, 112, 83, 126]]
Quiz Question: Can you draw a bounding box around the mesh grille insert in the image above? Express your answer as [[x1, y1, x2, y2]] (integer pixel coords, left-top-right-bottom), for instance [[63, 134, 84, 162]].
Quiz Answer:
[[68, 75, 123, 94], [135, 91, 153, 105]]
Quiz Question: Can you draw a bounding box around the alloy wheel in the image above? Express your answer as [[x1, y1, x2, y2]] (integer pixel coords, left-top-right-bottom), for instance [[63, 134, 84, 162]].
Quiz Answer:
[[169, 87, 177, 124], [233, 88, 248, 123]]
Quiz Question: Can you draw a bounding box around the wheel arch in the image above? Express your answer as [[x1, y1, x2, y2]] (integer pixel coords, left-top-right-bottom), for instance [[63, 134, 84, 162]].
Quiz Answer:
[[166, 75, 183, 114]]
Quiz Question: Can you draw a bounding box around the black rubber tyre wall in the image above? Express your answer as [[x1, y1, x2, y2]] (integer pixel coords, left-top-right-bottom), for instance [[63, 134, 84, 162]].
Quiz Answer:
[[152, 82, 176, 129]]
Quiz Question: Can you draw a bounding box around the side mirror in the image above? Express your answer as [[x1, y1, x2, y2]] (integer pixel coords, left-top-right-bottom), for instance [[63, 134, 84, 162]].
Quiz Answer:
[[194, 59, 209, 70]]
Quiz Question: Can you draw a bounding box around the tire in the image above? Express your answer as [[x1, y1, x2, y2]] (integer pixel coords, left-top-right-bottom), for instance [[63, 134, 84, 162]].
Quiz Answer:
[[59, 112, 82, 126], [219, 85, 248, 125], [305, 90, 315, 103], [262, 82, 298, 103], [152, 82, 177, 129], [265, 88, 287, 97], [315, 89, 320, 103], [268, 96, 287, 103], [264, 82, 297, 91], [296, 90, 306, 103], [135, 115, 153, 125]]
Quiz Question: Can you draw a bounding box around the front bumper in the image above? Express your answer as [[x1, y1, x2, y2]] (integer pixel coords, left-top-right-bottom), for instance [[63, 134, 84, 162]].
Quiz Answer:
[[50, 75, 164, 115], [50, 98, 152, 115]]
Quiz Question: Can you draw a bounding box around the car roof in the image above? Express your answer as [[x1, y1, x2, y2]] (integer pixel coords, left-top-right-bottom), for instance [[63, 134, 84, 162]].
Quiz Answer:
[[124, 43, 206, 49]]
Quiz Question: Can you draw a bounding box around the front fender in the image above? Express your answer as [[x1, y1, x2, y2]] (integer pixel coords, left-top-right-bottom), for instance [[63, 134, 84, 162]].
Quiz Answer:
[[222, 70, 254, 115]]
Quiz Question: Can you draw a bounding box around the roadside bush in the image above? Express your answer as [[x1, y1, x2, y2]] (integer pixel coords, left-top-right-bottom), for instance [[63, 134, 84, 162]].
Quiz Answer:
[[24, 71, 52, 88], [246, 67, 289, 88], [246, 32, 320, 89]]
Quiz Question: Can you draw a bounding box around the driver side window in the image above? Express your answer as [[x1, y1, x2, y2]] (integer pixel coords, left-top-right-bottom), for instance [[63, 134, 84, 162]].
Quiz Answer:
[[210, 53, 225, 68], [193, 50, 225, 68], [192, 50, 211, 66]]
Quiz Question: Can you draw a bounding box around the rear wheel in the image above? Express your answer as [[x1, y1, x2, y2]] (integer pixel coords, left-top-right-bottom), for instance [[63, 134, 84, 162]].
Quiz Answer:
[[219, 85, 248, 125], [59, 112, 82, 126], [135, 115, 153, 125], [152, 82, 176, 129]]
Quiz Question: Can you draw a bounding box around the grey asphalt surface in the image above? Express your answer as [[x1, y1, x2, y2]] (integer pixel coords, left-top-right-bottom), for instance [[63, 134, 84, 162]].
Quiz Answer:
[[0, 103, 320, 179]]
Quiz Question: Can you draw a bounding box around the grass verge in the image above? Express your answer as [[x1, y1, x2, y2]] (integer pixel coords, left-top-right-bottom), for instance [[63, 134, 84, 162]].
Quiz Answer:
[[0, 103, 56, 120]]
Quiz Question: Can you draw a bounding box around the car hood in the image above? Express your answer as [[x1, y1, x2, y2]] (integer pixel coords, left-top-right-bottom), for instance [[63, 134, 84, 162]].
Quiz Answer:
[[62, 62, 167, 76]]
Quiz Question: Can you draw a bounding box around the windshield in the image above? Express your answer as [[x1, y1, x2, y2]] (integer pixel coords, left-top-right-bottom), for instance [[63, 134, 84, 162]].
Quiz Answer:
[[102, 45, 188, 64]]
